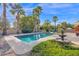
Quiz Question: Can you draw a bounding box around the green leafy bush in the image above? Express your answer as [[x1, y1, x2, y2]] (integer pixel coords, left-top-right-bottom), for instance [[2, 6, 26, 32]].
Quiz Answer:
[[32, 40, 79, 56]]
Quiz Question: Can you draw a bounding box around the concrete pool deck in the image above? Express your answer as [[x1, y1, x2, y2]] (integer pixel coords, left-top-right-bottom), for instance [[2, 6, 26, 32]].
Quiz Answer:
[[4, 33, 56, 55], [4, 33, 79, 55]]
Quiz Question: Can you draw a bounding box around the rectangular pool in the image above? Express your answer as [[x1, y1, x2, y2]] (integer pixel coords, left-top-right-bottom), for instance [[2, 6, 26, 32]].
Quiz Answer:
[[16, 33, 52, 42]]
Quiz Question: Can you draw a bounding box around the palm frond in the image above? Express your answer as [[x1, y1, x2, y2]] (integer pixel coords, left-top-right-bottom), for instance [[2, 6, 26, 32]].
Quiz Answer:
[[10, 9, 16, 15]]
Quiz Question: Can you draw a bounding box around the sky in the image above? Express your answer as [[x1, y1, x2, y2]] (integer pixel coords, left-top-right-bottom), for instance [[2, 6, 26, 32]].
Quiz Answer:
[[0, 3, 79, 27]]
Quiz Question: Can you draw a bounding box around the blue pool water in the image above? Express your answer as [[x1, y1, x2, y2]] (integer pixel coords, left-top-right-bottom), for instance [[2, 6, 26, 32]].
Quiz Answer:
[[16, 33, 52, 42]]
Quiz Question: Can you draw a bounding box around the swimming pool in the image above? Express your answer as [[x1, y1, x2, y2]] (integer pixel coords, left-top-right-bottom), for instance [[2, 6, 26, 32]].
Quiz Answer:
[[16, 33, 52, 43]]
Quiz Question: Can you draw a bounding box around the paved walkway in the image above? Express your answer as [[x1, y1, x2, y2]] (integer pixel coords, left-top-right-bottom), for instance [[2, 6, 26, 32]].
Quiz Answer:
[[65, 33, 79, 45]]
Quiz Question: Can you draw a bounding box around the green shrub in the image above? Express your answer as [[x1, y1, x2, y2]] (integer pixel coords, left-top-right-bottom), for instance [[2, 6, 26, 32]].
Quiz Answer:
[[32, 40, 79, 56], [22, 28, 33, 33]]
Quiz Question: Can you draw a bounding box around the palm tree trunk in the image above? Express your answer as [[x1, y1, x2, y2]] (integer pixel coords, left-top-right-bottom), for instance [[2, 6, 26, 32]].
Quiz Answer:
[[36, 16, 39, 32], [16, 13, 20, 34], [33, 16, 38, 32], [55, 22, 56, 32], [2, 3, 7, 35], [33, 21, 37, 32]]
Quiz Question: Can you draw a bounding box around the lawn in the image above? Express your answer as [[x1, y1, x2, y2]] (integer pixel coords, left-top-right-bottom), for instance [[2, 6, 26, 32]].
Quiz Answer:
[[32, 40, 79, 56]]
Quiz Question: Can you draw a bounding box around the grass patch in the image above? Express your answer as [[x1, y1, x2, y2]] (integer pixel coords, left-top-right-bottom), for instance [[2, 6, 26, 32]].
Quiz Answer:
[[32, 40, 79, 56]]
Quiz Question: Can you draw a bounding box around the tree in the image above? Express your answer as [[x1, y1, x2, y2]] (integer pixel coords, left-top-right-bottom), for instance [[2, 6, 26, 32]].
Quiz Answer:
[[67, 23, 74, 28], [6, 20, 10, 30], [33, 6, 42, 32], [10, 4, 25, 34], [52, 16, 58, 32], [61, 21, 68, 31], [0, 19, 10, 30], [57, 24, 62, 33], [19, 16, 35, 33], [0, 3, 17, 35], [2, 3, 7, 35], [42, 20, 53, 32], [57, 21, 68, 33]]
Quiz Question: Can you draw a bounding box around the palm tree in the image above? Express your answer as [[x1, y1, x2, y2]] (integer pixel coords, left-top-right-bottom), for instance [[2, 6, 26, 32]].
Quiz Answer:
[[42, 19, 52, 32], [61, 21, 67, 31], [0, 4, 14, 35], [10, 4, 25, 34], [33, 6, 42, 32], [2, 3, 7, 35], [53, 16, 58, 32]]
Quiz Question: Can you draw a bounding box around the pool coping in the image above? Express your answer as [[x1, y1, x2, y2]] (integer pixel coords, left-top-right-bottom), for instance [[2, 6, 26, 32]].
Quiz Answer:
[[4, 33, 56, 55]]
